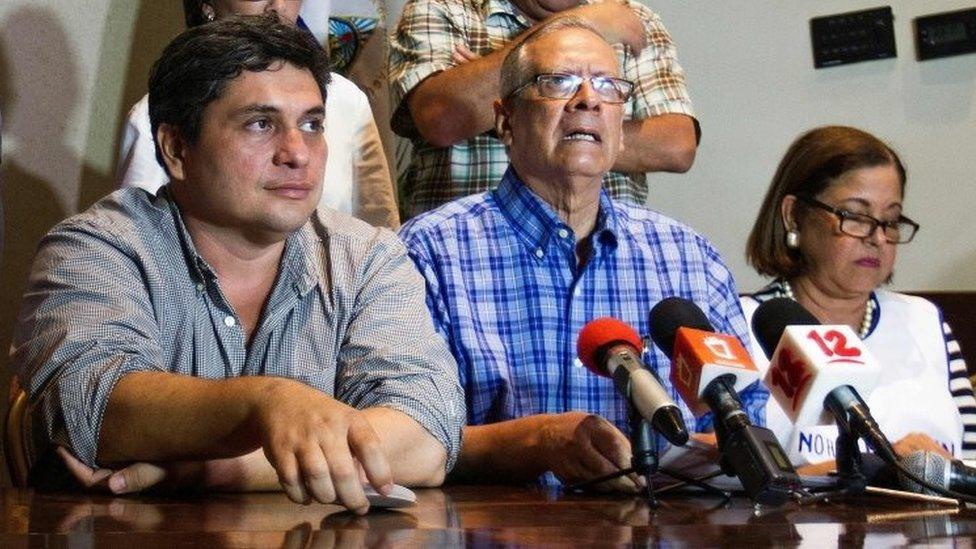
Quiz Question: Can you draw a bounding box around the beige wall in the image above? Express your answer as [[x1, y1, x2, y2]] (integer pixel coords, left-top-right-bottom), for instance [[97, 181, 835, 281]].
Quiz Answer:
[[0, 1, 182, 481], [648, 0, 976, 293]]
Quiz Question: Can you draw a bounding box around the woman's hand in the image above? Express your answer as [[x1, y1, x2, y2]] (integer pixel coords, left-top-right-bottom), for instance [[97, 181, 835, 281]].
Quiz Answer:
[[893, 432, 953, 459], [795, 460, 836, 476]]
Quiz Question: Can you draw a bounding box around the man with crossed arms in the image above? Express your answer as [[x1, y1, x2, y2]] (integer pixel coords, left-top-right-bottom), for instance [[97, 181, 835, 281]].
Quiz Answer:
[[390, 0, 699, 218]]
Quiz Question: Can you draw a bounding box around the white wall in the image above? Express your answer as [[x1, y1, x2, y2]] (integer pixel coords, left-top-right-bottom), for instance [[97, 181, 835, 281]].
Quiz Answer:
[[646, 0, 976, 292], [0, 1, 183, 433]]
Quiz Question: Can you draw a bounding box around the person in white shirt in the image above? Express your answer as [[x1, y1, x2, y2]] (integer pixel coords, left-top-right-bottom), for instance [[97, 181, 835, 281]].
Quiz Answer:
[[741, 125, 976, 472], [117, 0, 400, 229]]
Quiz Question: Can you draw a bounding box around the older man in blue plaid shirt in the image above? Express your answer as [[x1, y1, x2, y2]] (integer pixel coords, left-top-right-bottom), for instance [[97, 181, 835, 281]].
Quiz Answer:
[[399, 19, 767, 491]]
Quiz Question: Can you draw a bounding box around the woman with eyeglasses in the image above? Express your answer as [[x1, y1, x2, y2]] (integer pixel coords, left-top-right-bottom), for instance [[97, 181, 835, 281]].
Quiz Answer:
[[740, 125, 976, 472]]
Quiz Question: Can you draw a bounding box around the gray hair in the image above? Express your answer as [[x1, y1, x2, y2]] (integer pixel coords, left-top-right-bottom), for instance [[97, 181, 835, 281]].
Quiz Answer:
[[499, 17, 605, 99]]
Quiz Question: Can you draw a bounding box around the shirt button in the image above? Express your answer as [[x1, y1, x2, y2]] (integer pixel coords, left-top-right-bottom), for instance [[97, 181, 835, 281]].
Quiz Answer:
[[196, 283, 204, 292], [224, 315, 236, 327], [574, 287, 582, 297], [558, 228, 570, 239], [573, 357, 584, 369], [535, 249, 544, 259]]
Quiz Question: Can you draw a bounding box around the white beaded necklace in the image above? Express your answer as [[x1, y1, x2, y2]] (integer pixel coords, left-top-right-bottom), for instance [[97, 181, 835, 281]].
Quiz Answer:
[[778, 280, 875, 339]]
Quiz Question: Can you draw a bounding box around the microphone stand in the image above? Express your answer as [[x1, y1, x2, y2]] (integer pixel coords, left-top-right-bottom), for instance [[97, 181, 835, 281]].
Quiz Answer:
[[799, 420, 867, 504], [800, 420, 963, 507], [629, 411, 659, 506], [568, 405, 731, 503], [833, 425, 868, 494]]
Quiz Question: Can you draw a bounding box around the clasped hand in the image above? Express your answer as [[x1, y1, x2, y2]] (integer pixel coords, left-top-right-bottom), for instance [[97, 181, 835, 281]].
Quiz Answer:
[[565, 2, 648, 55]]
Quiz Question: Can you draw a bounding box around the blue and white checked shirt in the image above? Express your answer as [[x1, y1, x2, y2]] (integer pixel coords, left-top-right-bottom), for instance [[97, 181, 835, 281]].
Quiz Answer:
[[399, 169, 768, 448]]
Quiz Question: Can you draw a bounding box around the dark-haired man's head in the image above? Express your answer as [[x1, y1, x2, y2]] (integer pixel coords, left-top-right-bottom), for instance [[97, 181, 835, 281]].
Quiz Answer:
[[150, 15, 330, 242], [149, 14, 329, 165]]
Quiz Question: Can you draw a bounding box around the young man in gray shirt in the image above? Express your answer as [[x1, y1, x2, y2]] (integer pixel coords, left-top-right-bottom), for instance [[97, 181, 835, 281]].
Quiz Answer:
[[10, 15, 462, 514]]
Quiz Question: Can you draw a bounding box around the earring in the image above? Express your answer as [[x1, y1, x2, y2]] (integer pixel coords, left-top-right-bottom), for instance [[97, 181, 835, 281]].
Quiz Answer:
[[206, 11, 216, 22], [785, 230, 800, 249]]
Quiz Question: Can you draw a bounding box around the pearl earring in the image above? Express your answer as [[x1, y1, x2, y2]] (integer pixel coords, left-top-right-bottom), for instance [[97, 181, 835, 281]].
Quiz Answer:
[[206, 11, 216, 22], [785, 230, 800, 249]]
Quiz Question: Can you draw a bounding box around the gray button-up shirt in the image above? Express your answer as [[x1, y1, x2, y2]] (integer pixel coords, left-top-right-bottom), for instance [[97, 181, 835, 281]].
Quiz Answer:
[[11, 188, 463, 472]]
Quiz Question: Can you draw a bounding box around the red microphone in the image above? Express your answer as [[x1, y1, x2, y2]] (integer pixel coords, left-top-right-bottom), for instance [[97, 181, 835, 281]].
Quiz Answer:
[[577, 318, 689, 445]]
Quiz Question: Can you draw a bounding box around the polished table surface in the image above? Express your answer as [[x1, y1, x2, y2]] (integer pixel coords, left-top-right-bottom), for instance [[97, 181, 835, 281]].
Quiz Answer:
[[2, 485, 975, 547]]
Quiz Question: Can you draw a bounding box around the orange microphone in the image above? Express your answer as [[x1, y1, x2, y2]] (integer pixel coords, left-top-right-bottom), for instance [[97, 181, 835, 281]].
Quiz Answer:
[[649, 297, 800, 506], [669, 327, 760, 417]]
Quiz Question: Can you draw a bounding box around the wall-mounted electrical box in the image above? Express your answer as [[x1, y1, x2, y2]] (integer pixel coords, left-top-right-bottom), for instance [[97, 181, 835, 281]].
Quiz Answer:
[[915, 8, 976, 61], [810, 6, 897, 68]]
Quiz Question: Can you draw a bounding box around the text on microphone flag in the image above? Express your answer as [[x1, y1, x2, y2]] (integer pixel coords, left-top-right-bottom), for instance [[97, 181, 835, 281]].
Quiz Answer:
[[677, 328, 755, 370], [805, 328, 866, 365], [770, 347, 812, 413], [674, 354, 693, 388], [764, 324, 880, 426], [703, 335, 737, 361]]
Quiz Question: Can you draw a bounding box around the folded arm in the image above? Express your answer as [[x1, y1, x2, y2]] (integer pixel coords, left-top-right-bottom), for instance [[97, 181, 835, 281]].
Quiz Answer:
[[88, 380, 446, 497], [614, 114, 697, 174], [394, 1, 650, 146], [403, 40, 511, 146], [99, 372, 392, 511]]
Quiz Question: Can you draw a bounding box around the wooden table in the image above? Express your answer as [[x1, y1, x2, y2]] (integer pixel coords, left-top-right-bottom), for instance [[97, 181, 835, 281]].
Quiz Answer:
[[2, 485, 975, 546]]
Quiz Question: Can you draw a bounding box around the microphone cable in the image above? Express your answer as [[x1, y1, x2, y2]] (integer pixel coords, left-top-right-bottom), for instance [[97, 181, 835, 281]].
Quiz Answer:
[[566, 466, 732, 500], [794, 455, 976, 506]]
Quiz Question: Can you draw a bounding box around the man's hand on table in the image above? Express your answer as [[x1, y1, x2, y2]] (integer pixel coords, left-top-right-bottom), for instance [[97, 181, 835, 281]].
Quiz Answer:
[[542, 411, 643, 493]]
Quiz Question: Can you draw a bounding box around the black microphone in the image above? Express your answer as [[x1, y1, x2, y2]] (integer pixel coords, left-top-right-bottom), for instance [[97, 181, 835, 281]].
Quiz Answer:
[[649, 297, 800, 506], [751, 298, 898, 464], [900, 450, 976, 496]]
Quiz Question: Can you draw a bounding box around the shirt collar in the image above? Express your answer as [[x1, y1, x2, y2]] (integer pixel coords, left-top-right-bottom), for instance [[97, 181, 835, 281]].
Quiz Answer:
[[483, 0, 532, 26], [160, 186, 318, 297], [160, 186, 210, 283], [491, 167, 619, 257], [286, 224, 323, 297]]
